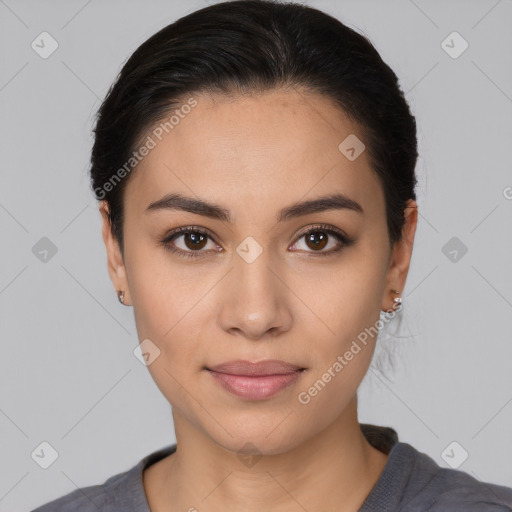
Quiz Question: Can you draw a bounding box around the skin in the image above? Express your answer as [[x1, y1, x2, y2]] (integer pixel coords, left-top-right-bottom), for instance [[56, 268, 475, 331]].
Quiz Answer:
[[100, 87, 417, 511]]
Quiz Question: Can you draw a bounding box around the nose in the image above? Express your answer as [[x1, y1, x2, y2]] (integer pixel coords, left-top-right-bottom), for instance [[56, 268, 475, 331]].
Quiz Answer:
[[217, 248, 293, 341]]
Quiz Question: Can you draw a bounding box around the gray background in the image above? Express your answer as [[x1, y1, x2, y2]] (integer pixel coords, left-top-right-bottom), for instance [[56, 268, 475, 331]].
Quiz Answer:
[[1, 0, 511, 510]]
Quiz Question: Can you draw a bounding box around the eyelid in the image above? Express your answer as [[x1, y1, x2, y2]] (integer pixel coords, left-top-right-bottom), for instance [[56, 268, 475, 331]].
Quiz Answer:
[[166, 224, 218, 241], [294, 223, 350, 241]]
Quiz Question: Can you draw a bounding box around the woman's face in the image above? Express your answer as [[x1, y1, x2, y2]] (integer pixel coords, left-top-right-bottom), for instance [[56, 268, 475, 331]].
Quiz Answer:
[[101, 88, 416, 455]]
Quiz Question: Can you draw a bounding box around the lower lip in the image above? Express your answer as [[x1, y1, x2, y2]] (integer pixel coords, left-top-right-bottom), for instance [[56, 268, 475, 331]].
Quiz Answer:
[[207, 370, 304, 400]]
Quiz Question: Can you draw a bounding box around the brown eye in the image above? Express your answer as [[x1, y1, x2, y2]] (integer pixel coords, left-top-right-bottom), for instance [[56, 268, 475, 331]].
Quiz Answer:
[[161, 227, 220, 259], [304, 231, 329, 251], [182, 232, 208, 250], [290, 224, 354, 256]]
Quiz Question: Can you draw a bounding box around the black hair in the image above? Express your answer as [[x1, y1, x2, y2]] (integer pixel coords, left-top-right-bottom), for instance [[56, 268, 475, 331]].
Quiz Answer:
[[90, 0, 418, 257]]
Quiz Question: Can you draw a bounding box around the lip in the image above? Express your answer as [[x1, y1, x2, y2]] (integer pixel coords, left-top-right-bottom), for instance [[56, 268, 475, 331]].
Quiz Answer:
[[207, 359, 304, 375], [206, 360, 306, 400]]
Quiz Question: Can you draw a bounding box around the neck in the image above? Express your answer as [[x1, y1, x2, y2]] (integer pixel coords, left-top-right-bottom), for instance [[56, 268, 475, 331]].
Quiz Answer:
[[144, 396, 389, 512]]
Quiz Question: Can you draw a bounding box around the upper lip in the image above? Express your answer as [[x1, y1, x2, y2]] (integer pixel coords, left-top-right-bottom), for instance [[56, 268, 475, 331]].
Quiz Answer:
[[207, 359, 305, 376]]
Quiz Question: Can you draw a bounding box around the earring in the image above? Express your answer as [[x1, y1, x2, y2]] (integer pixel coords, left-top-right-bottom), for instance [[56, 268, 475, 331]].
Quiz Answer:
[[390, 289, 402, 311], [116, 290, 125, 305]]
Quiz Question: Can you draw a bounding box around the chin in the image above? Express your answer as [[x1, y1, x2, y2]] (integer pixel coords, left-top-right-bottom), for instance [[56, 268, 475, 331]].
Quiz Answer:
[[204, 417, 308, 458], [221, 434, 302, 458]]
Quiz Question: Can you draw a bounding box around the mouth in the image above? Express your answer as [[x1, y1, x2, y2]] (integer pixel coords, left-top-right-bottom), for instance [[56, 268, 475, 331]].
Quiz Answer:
[[205, 360, 306, 400]]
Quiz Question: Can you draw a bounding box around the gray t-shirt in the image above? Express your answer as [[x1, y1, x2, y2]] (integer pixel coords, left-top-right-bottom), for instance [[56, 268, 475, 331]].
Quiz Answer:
[[31, 424, 512, 511]]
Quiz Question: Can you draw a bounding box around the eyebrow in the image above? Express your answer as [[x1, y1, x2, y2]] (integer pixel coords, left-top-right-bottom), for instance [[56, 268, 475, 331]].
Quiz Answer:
[[145, 192, 364, 222]]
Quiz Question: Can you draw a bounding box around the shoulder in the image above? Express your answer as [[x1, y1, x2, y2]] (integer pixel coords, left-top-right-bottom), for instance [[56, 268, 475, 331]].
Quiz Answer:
[[30, 481, 109, 512], [30, 464, 141, 512], [30, 445, 176, 512], [395, 442, 512, 511]]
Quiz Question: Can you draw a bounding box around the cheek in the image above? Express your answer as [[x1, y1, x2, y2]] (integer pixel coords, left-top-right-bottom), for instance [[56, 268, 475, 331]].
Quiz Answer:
[[130, 280, 205, 365], [125, 237, 202, 338], [294, 253, 386, 397], [295, 284, 382, 418], [132, 292, 206, 412], [125, 252, 209, 403], [297, 253, 385, 342], [300, 294, 380, 398]]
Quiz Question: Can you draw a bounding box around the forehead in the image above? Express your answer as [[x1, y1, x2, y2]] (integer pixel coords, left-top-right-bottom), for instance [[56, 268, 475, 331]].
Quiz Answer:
[[123, 88, 385, 223]]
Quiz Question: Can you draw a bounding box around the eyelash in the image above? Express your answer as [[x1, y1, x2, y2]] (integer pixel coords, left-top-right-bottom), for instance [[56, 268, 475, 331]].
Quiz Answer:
[[160, 224, 354, 260]]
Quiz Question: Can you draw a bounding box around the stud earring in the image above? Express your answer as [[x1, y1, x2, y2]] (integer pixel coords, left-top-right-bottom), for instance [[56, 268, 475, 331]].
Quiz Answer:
[[116, 290, 125, 305], [390, 289, 402, 311]]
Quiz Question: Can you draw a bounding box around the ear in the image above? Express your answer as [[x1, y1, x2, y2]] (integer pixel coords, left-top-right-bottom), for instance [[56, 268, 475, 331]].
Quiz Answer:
[[381, 199, 418, 312], [99, 201, 131, 306]]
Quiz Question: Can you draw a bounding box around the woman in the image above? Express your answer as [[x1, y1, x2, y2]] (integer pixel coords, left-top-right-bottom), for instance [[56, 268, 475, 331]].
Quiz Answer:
[[33, 0, 512, 510]]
